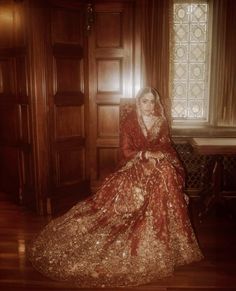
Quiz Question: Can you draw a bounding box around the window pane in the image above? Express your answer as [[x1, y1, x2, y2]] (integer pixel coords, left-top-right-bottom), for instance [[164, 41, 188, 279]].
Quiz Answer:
[[171, 1, 210, 121]]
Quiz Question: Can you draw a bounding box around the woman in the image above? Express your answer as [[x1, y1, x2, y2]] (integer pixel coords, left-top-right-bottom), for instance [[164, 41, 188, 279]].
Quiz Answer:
[[27, 87, 203, 287]]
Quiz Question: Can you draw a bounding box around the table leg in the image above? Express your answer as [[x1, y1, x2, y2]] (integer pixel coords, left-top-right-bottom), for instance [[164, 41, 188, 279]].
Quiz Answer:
[[199, 156, 233, 221]]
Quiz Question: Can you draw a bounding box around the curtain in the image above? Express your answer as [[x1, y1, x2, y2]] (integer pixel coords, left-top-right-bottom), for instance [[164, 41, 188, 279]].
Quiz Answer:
[[139, 0, 172, 121], [210, 0, 236, 127]]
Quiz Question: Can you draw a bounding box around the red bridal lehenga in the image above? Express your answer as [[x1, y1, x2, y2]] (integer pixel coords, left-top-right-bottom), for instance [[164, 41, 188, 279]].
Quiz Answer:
[[27, 98, 203, 287]]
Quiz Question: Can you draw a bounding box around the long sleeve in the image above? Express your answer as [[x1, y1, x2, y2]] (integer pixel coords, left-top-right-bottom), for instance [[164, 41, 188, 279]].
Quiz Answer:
[[121, 130, 139, 160], [119, 112, 142, 166]]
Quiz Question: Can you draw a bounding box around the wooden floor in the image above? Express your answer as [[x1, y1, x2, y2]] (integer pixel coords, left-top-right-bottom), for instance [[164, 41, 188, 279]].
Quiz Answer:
[[0, 192, 236, 291]]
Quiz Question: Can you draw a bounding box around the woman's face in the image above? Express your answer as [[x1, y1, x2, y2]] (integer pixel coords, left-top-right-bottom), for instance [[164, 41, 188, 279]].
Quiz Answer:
[[139, 93, 155, 116]]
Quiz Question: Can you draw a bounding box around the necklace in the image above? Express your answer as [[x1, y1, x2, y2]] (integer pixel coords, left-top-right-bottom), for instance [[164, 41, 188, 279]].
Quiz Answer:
[[142, 115, 157, 130]]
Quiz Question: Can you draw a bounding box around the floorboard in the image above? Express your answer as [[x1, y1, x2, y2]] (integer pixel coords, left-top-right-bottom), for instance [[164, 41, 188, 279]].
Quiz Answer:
[[0, 192, 236, 290]]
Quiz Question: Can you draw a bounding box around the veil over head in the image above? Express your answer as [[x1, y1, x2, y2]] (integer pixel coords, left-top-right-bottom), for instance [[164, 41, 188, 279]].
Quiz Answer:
[[135, 87, 167, 140], [135, 87, 165, 118]]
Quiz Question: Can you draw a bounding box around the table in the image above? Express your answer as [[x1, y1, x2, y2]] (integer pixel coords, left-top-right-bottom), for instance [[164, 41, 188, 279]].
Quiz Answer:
[[190, 138, 236, 220]]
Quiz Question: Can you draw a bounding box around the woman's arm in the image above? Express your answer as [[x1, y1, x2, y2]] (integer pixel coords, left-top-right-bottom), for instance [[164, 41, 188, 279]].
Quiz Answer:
[[146, 120, 185, 177], [120, 115, 143, 162], [121, 130, 139, 160]]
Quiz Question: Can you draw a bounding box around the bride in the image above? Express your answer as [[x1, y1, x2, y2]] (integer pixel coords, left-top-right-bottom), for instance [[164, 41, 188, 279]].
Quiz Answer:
[[27, 87, 203, 287]]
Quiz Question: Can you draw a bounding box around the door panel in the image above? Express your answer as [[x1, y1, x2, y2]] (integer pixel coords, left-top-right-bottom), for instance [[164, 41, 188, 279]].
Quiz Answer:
[[55, 148, 85, 185], [97, 147, 119, 181], [55, 106, 84, 138], [89, 1, 133, 189], [47, 2, 89, 213], [96, 12, 122, 48], [97, 105, 119, 137], [0, 146, 19, 195], [0, 0, 32, 205], [97, 59, 122, 92], [0, 0, 134, 215]]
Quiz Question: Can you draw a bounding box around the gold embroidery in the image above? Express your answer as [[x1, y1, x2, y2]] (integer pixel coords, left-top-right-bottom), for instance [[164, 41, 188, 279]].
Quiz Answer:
[[28, 157, 203, 287]]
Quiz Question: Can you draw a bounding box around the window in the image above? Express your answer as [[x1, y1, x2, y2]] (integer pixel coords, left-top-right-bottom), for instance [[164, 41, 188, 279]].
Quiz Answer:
[[170, 1, 211, 122]]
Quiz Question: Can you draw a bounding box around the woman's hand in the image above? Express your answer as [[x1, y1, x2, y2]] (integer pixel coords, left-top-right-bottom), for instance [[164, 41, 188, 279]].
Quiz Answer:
[[142, 152, 163, 176], [142, 158, 156, 175], [145, 151, 165, 162]]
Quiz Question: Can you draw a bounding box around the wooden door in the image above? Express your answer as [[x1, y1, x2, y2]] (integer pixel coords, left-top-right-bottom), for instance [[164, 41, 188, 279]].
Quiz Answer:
[[0, 51, 20, 201], [88, 1, 134, 190], [46, 1, 90, 214], [0, 0, 135, 215], [0, 0, 34, 207]]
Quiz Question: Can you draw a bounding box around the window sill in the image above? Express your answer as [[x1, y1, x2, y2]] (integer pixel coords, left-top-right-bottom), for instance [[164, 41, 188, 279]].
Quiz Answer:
[[171, 124, 236, 139]]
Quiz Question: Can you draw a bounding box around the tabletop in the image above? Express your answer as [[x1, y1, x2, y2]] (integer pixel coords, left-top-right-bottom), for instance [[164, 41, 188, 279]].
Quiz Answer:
[[190, 137, 236, 155]]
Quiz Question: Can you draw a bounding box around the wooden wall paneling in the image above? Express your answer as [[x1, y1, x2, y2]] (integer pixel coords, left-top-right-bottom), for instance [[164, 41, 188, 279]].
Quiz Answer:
[[51, 53, 88, 190], [0, 1, 14, 48], [55, 147, 85, 186], [17, 101, 34, 204], [15, 55, 28, 102], [0, 90, 19, 199], [26, 0, 51, 214], [0, 0, 26, 48], [0, 0, 136, 213], [0, 0, 30, 205], [89, 1, 133, 188], [0, 1, 19, 200], [97, 147, 119, 180], [0, 56, 15, 96], [0, 146, 20, 195], [51, 6, 82, 44], [55, 105, 84, 138], [0, 102, 18, 143], [47, 2, 90, 214], [97, 105, 120, 180], [13, 0, 26, 47], [18, 103, 30, 143], [97, 58, 122, 93], [15, 51, 34, 206], [97, 105, 119, 137]]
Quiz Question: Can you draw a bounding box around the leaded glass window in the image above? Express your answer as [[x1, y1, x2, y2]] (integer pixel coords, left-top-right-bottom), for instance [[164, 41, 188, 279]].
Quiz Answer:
[[171, 1, 210, 121]]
